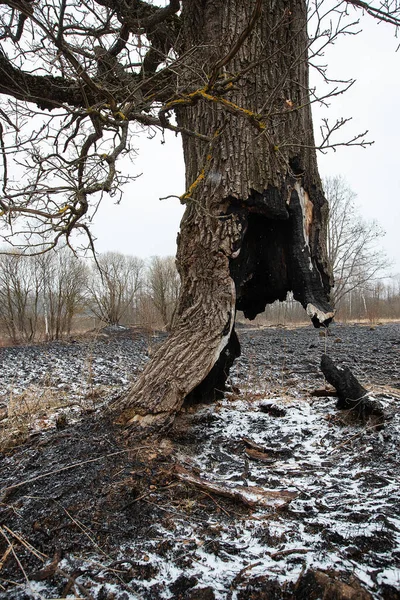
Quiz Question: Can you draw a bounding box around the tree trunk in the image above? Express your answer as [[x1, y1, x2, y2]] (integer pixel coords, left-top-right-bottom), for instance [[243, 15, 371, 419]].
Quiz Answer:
[[113, 0, 334, 431]]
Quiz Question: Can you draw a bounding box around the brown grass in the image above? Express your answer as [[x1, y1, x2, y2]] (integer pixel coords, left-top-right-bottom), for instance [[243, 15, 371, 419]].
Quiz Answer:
[[1, 382, 110, 451], [0, 386, 73, 451]]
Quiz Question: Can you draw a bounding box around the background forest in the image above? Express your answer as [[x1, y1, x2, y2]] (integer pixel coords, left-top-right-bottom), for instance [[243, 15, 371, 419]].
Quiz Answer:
[[0, 251, 398, 345]]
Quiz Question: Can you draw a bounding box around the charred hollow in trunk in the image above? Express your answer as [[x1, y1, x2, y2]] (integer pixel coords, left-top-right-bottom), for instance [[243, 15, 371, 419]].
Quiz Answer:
[[113, 0, 334, 431], [229, 184, 333, 326]]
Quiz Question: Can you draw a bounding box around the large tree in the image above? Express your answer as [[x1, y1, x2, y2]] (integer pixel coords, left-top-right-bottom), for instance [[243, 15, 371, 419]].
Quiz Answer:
[[0, 0, 398, 433]]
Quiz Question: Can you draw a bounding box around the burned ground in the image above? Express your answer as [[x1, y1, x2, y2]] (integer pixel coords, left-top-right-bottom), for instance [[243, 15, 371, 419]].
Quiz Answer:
[[0, 322, 399, 599]]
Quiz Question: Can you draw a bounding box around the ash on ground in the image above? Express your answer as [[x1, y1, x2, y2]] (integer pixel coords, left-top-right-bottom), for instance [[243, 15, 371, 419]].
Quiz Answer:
[[0, 323, 399, 599]]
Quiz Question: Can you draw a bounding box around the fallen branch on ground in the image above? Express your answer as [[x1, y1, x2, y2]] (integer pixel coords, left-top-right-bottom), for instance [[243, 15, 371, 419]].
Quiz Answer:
[[174, 465, 296, 509], [242, 437, 266, 452]]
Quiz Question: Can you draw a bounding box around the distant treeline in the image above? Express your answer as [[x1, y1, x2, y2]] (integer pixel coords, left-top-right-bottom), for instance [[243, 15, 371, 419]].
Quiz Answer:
[[240, 281, 400, 327], [0, 250, 179, 343], [0, 249, 399, 343]]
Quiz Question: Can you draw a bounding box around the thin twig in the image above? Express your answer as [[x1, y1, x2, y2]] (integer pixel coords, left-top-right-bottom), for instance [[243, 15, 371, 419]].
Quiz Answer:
[[328, 423, 383, 454], [0, 545, 13, 571], [2, 527, 47, 562], [200, 490, 231, 517], [0, 448, 140, 495], [0, 529, 33, 594]]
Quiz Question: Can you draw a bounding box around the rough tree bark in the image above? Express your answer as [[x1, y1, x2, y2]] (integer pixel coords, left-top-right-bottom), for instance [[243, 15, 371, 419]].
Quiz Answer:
[[114, 0, 334, 432]]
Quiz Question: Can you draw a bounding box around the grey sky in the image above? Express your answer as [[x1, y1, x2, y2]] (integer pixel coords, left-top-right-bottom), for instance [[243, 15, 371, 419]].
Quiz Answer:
[[92, 12, 400, 274]]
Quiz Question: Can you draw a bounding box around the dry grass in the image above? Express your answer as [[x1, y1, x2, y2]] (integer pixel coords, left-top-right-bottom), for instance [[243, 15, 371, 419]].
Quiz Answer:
[[0, 382, 112, 453], [370, 383, 400, 399], [0, 386, 72, 451], [0, 324, 128, 452], [7, 385, 71, 419]]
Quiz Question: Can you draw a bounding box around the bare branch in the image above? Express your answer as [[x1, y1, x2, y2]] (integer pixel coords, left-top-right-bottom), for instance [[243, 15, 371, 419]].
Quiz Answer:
[[346, 0, 400, 27]]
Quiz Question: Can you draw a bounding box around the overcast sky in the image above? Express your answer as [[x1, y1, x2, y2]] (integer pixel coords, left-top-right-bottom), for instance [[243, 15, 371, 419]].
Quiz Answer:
[[92, 10, 400, 275]]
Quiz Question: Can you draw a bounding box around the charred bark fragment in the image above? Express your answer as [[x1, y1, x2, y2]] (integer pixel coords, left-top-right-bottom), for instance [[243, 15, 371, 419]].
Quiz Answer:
[[321, 354, 385, 423], [287, 186, 333, 326]]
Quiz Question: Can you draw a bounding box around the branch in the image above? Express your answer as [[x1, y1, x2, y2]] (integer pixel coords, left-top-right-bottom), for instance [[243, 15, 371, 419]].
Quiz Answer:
[[109, 22, 130, 57], [0, 49, 96, 110], [159, 87, 267, 134], [141, 5, 181, 76], [346, 0, 400, 27], [93, 0, 180, 32], [0, 0, 34, 42], [0, 47, 175, 111], [278, 117, 374, 153], [125, 110, 211, 142], [175, 465, 297, 510], [140, 0, 180, 30], [0, 122, 8, 195]]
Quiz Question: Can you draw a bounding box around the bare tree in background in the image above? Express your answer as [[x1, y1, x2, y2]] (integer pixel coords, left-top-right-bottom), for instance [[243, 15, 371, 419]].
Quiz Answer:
[[38, 248, 88, 339], [324, 176, 389, 307], [88, 252, 144, 326], [0, 0, 399, 431], [0, 248, 88, 341], [147, 256, 180, 330], [0, 252, 42, 342]]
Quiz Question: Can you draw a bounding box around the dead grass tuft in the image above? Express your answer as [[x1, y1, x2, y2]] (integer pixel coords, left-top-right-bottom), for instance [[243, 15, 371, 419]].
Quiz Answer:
[[0, 386, 79, 452], [0, 388, 62, 451], [0, 380, 119, 452]]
